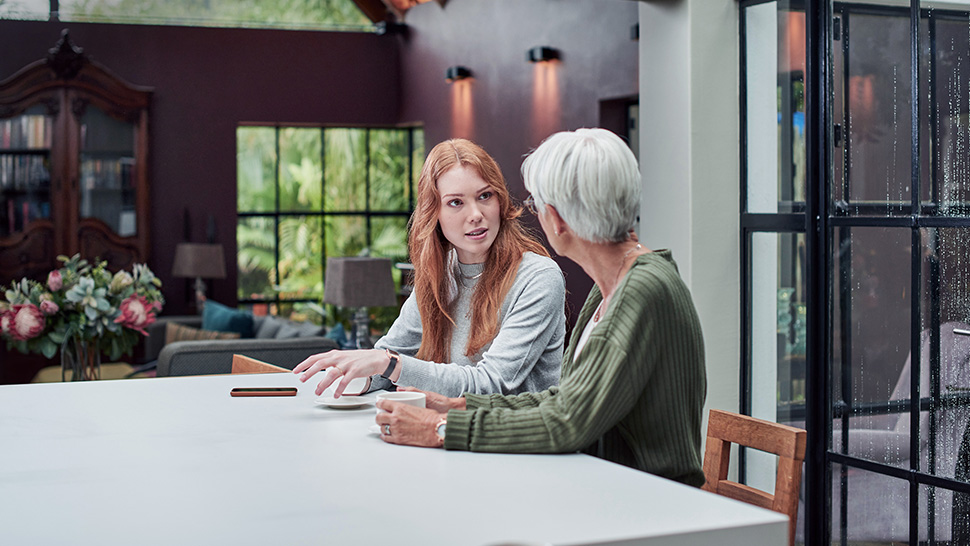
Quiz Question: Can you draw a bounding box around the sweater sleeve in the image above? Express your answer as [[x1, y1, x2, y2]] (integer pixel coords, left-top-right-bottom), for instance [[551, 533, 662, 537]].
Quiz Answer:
[[463, 387, 559, 410], [369, 291, 425, 392], [444, 273, 664, 453], [395, 264, 566, 397]]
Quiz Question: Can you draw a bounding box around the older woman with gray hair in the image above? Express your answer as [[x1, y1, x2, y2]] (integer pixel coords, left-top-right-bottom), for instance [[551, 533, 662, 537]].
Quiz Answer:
[[375, 128, 708, 486]]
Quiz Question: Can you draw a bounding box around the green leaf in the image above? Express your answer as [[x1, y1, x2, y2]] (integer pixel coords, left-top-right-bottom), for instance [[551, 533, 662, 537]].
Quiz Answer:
[[40, 338, 57, 359], [110, 338, 121, 361]]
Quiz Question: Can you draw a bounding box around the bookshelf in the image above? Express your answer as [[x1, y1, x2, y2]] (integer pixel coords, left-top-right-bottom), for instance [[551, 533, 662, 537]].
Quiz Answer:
[[0, 30, 153, 284]]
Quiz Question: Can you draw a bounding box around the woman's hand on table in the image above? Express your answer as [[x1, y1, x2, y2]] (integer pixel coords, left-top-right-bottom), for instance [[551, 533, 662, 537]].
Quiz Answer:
[[375, 400, 444, 448], [396, 386, 466, 412], [293, 349, 388, 397]]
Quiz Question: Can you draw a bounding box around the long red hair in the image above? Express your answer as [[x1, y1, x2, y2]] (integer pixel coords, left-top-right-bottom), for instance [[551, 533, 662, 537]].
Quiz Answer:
[[409, 139, 548, 361]]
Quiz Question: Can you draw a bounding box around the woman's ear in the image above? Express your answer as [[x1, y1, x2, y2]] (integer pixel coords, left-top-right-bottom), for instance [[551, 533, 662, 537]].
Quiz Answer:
[[544, 205, 569, 237]]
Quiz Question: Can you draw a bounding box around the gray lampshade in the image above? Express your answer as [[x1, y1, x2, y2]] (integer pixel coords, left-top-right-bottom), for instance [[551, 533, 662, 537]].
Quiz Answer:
[[172, 243, 227, 279], [323, 257, 396, 308]]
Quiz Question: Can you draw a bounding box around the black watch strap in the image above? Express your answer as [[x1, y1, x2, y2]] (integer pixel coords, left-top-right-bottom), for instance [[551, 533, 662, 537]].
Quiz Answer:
[[381, 349, 400, 379]]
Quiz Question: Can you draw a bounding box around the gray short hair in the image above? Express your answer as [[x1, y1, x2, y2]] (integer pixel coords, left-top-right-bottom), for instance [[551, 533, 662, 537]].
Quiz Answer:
[[521, 128, 640, 243]]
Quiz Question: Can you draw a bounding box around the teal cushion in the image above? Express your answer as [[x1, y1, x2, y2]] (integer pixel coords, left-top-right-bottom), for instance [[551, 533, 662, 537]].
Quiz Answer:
[[325, 322, 347, 345], [202, 301, 255, 338]]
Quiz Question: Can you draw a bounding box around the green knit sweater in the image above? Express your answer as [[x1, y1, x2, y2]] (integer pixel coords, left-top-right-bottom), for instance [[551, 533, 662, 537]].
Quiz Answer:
[[444, 250, 707, 486]]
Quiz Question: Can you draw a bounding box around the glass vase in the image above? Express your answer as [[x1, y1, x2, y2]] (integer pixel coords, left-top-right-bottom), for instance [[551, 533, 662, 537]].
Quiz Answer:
[[60, 336, 101, 381]]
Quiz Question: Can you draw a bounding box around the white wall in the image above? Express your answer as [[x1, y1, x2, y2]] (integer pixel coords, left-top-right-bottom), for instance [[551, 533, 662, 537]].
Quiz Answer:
[[639, 0, 741, 436]]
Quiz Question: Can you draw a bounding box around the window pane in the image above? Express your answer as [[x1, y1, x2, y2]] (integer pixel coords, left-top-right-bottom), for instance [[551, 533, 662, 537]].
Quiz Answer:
[[79, 106, 137, 235], [1, 107, 53, 238], [58, 0, 370, 31], [277, 215, 322, 300], [748, 231, 806, 494], [369, 129, 409, 212], [920, 227, 970, 485], [744, 1, 806, 213], [0, 0, 48, 20], [839, 13, 913, 214], [237, 127, 276, 213], [324, 128, 366, 212], [831, 227, 912, 470], [279, 128, 322, 212], [831, 464, 909, 543], [237, 216, 276, 301], [370, 216, 409, 262], [324, 215, 366, 258], [412, 129, 426, 197], [932, 19, 970, 216], [924, 484, 968, 544]]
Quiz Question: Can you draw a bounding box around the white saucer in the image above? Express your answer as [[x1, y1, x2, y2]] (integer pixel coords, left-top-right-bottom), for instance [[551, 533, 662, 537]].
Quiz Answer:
[[315, 395, 371, 409], [368, 424, 381, 435]]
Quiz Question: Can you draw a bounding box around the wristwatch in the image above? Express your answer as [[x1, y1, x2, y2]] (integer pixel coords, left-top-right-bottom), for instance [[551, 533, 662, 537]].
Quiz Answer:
[[381, 349, 400, 380], [434, 417, 447, 447]]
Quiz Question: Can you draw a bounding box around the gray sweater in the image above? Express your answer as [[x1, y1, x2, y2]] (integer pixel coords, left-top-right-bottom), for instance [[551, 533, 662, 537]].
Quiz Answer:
[[372, 252, 566, 397]]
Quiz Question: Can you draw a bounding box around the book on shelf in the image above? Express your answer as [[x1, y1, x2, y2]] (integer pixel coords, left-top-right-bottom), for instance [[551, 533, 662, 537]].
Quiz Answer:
[[0, 155, 50, 190], [0, 115, 51, 150]]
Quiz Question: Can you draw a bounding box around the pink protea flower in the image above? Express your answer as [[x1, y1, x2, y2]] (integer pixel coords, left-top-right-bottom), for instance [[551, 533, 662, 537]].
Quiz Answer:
[[114, 294, 157, 335], [47, 270, 63, 291], [9, 304, 46, 341], [39, 300, 59, 316], [0, 310, 13, 338]]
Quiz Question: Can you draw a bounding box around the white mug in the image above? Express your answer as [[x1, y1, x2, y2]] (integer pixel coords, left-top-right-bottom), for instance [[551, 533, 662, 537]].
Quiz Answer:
[[375, 391, 426, 414]]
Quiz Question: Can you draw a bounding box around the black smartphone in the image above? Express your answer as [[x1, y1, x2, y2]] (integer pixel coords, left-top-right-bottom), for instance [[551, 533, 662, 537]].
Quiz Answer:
[[230, 387, 298, 397]]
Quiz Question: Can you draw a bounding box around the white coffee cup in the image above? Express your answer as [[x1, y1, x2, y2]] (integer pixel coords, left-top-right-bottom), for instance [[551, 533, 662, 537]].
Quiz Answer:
[[375, 391, 426, 413]]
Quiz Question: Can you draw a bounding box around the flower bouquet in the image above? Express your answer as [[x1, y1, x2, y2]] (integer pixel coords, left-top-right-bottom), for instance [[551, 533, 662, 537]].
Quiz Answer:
[[0, 254, 164, 380]]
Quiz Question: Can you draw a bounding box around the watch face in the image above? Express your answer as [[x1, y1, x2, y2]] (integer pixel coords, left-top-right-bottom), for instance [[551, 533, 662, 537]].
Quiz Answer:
[[436, 423, 447, 439]]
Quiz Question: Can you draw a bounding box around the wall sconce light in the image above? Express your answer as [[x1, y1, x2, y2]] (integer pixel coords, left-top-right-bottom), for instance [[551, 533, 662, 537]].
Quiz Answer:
[[445, 65, 472, 82], [527, 46, 560, 63]]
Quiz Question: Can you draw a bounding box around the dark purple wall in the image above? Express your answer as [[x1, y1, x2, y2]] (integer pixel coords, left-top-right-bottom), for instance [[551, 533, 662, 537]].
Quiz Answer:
[[0, 20, 401, 315], [396, 0, 639, 328], [0, 0, 637, 327]]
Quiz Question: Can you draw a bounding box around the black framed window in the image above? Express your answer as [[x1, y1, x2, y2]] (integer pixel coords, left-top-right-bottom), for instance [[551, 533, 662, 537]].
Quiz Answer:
[[236, 125, 423, 326], [742, 1, 970, 544], [740, 1, 809, 542], [0, 0, 371, 31]]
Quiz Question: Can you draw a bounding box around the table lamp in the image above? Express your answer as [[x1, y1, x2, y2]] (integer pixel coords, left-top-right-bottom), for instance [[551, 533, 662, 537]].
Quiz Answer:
[[172, 242, 227, 314], [323, 257, 397, 348]]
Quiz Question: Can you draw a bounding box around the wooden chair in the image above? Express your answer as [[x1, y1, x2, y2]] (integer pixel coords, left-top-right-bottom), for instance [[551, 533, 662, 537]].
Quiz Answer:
[[702, 409, 807, 546], [231, 354, 288, 374]]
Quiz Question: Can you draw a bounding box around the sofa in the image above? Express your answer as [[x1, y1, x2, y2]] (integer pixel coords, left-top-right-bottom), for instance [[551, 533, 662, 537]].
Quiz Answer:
[[144, 309, 341, 377]]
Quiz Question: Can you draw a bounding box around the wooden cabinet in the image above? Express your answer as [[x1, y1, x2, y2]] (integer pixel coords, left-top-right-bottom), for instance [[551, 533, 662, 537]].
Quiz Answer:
[[0, 30, 152, 284]]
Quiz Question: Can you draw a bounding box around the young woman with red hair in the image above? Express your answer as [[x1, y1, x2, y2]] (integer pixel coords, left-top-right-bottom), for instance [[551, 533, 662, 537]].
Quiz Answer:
[[295, 139, 566, 398]]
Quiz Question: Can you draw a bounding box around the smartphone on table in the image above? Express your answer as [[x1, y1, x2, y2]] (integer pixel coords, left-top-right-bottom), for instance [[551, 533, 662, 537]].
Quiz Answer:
[[230, 387, 298, 397]]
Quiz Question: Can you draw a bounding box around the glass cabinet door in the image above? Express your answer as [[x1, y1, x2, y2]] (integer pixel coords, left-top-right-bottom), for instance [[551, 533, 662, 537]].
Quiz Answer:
[[0, 105, 53, 238], [79, 106, 137, 237]]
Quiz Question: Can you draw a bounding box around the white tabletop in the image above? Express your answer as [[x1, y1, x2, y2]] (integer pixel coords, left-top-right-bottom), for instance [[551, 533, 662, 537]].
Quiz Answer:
[[0, 373, 787, 545]]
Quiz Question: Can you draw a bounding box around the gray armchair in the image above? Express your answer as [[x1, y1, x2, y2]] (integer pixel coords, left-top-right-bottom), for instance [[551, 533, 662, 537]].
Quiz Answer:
[[146, 315, 340, 377]]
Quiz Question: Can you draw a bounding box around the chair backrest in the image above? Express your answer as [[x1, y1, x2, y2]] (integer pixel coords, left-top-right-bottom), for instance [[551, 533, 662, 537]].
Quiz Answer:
[[231, 354, 288, 374], [702, 409, 807, 546]]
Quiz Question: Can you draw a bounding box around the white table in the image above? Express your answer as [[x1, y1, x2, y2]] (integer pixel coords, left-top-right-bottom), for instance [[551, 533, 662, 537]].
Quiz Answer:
[[0, 373, 787, 545]]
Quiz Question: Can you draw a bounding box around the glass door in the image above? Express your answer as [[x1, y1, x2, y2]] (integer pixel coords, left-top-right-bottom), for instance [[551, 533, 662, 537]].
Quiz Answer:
[[743, 1, 970, 543], [79, 105, 137, 237], [0, 106, 52, 238]]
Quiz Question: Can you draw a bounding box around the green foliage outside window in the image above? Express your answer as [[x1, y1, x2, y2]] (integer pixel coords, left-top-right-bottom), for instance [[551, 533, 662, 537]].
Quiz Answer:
[[55, 0, 371, 31], [237, 125, 422, 336]]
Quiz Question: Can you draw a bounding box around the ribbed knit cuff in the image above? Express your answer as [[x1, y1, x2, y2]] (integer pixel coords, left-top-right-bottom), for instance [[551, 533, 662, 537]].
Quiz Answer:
[[443, 409, 474, 451], [462, 393, 492, 410]]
